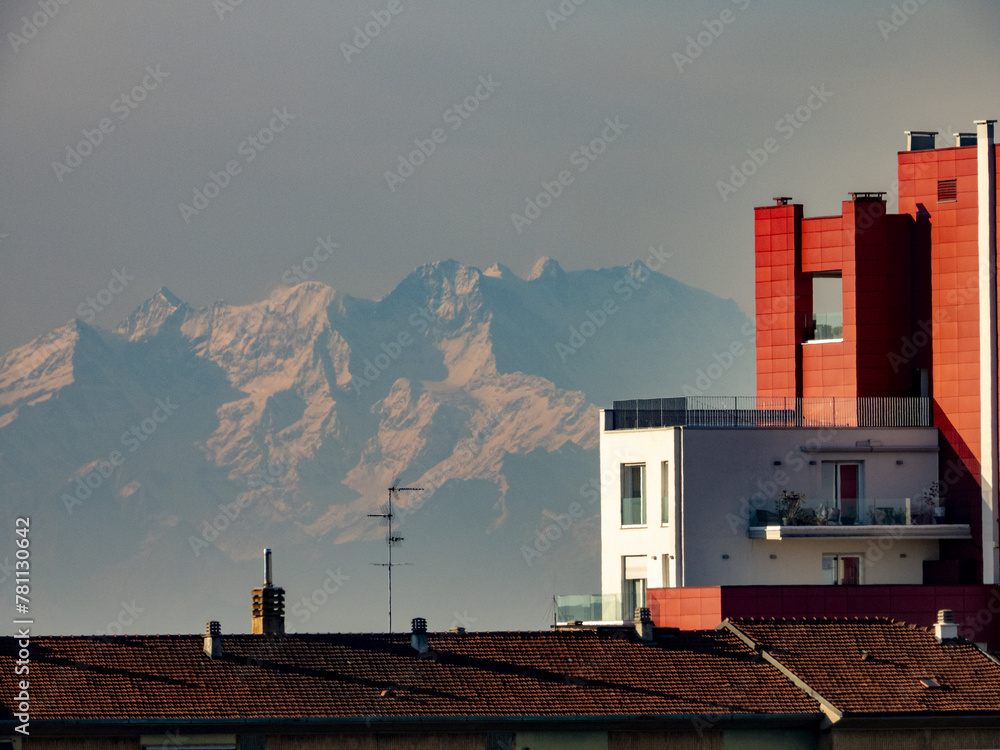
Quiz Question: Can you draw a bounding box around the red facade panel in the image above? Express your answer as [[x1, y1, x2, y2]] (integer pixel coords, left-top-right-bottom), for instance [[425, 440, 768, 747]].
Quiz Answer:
[[649, 585, 1000, 650]]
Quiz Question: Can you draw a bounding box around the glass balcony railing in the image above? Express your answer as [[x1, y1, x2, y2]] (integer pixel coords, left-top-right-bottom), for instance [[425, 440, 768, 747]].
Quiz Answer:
[[555, 594, 622, 623], [752, 497, 946, 527]]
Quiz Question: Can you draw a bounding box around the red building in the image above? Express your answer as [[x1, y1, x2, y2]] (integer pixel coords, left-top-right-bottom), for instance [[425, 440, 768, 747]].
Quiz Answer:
[[624, 121, 1000, 648], [754, 121, 998, 584]]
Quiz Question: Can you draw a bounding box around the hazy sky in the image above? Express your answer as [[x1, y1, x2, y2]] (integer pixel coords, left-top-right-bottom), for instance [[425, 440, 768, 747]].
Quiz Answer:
[[1, 0, 998, 355]]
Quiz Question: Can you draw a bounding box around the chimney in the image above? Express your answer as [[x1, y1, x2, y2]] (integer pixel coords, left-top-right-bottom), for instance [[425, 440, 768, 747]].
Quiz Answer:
[[411, 617, 428, 654], [934, 609, 958, 642], [634, 607, 653, 642], [905, 130, 938, 151], [251, 548, 285, 636], [954, 132, 977, 147], [203, 620, 222, 658]]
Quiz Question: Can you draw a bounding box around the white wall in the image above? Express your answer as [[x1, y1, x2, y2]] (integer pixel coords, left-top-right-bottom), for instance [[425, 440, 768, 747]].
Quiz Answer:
[[600, 417, 942, 599], [599, 424, 678, 607]]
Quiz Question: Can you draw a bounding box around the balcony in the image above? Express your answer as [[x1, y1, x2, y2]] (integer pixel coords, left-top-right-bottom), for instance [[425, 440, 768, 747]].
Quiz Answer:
[[555, 594, 623, 623], [748, 495, 970, 540], [605, 396, 931, 430]]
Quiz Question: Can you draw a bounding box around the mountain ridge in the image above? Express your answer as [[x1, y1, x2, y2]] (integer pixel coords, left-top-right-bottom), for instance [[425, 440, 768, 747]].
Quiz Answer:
[[0, 258, 753, 634]]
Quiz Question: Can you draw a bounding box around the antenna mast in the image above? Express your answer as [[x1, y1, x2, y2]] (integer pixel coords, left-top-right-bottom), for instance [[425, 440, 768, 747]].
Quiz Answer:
[[368, 485, 422, 632]]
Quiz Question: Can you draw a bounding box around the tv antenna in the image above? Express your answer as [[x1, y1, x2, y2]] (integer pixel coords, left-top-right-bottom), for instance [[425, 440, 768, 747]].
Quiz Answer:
[[368, 485, 422, 632]]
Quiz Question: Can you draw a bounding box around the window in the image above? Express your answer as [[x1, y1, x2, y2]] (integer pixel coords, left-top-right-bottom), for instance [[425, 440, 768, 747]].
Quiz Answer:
[[821, 461, 864, 525], [621, 463, 646, 525], [623, 555, 647, 618], [660, 461, 670, 525], [662, 555, 671, 588], [823, 554, 862, 585], [810, 274, 843, 341]]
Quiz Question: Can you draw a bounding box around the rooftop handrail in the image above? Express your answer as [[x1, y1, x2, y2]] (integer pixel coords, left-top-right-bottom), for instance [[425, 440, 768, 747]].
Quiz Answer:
[[605, 396, 931, 430]]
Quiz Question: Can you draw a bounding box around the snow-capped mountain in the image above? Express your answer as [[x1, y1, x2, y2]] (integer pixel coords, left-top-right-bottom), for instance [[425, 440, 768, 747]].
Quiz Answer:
[[0, 259, 752, 635]]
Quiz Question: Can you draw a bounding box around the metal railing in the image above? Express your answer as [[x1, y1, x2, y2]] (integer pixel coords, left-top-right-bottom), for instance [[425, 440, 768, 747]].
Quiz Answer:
[[605, 396, 931, 430]]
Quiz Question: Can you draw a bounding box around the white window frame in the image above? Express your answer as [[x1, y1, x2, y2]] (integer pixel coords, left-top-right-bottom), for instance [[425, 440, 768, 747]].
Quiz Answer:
[[623, 555, 648, 618], [620, 463, 646, 527], [660, 461, 670, 526], [822, 553, 863, 586]]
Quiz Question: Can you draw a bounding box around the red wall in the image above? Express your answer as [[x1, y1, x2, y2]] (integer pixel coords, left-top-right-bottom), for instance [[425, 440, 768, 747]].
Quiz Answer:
[[648, 584, 1000, 648], [755, 203, 806, 397], [898, 145, 983, 477], [756, 198, 913, 401], [896, 144, 995, 565]]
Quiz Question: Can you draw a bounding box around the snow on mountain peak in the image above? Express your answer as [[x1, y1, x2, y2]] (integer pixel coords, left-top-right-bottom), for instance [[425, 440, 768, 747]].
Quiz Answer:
[[526, 256, 564, 280], [117, 286, 188, 342], [0, 320, 81, 427], [157, 286, 183, 307], [482, 263, 514, 279]]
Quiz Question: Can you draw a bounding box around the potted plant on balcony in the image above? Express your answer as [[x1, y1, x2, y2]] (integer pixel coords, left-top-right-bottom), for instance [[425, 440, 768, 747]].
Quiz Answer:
[[777, 491, 804, 526], [919, 481, 946, 525]]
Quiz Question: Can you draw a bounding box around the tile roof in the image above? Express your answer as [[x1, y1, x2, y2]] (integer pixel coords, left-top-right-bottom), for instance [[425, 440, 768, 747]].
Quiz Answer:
[[725, 617, 1000, 715], [0, 628, 818, 723]]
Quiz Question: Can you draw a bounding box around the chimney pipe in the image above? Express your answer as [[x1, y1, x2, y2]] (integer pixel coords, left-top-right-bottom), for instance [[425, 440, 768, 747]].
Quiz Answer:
[[204, 620, 222, 659], [954, 132, 977, 147], [934, 609, 958, 642], [252, 548, 285, 636], [634, 607, 653, 642], [411, 617, 428, 654]]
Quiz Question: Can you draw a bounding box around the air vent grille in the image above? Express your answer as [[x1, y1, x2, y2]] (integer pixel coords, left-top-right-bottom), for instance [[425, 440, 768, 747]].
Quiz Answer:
[[937, 179, 957, 203]]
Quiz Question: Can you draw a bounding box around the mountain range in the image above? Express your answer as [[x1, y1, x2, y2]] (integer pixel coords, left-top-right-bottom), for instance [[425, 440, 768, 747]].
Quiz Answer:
[[0, 257, 752, 635]]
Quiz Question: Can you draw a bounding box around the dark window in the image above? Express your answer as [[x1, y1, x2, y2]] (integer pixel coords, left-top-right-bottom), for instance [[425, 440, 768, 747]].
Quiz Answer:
[[937, 179, 957, 202], [487, 733, 515, 750]]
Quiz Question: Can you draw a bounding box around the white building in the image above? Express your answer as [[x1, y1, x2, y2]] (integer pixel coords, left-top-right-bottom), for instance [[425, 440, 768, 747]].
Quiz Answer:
[[599, 397, 972, 620]]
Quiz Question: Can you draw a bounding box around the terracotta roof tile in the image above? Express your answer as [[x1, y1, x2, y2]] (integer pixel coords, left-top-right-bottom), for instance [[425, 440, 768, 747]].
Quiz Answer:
[[727, 617, 1000, 715], [0, 629, 816, 722]]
